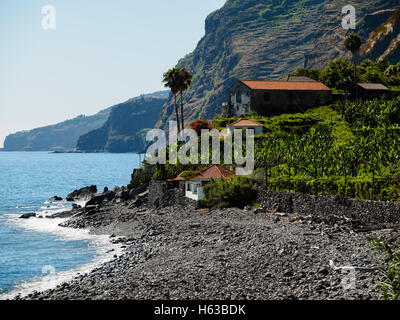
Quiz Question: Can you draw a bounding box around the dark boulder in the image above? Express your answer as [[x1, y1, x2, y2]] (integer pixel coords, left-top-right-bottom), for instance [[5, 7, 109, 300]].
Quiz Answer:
[[66, 185, 97, 201], [19, 213, 36, 219], [120, 190, 130, 201], [128, 183, 148, 199], [48, 196, 62, 201], [47, 210, 76, 219], [116, 187, 130, 201], [85, 191, 116, 207]]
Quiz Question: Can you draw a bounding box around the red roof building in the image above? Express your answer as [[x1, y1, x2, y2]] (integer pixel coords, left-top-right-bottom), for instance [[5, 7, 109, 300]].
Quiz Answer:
[[228, 119, 263, 127], [227, 79, 332, 117], [191, 164, 235, 181], [240, 80, 330, 91], [227, 119, 264, 135], [170, 165, 235, 201]]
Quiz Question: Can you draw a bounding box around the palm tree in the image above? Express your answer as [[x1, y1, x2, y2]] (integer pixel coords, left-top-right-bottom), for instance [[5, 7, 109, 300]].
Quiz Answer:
[[162, 68, 181, 133], [176, 66, 193, 131], [344, 32, 362, 98]]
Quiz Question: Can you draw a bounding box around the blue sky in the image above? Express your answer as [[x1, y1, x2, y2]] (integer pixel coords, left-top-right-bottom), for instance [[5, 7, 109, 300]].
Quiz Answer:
[[0, 0, 226, 147]]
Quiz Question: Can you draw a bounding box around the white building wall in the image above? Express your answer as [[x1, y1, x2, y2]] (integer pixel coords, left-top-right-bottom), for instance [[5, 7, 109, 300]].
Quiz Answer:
[[185, 181, 206, 201], [230, 93, 251, 116]]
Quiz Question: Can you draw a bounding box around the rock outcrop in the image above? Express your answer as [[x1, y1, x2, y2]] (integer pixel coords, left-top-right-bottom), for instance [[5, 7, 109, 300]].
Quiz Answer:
[[66, 186, 97, 202], [48, 196, 62, 201], [360, 9, 400, 62], [19, 213, 36, 219]]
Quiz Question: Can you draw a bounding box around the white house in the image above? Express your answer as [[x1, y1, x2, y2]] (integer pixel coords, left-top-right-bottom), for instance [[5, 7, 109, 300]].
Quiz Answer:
[[227, 119, 264, 135], [169, 165, 235, 201]]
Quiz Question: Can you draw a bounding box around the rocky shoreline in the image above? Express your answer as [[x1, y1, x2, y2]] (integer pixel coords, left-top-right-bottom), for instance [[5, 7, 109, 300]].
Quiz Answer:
[[16, 183, 400, 300]]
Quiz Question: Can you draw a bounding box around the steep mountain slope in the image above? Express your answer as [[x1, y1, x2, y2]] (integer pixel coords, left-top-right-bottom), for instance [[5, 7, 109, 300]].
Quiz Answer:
[[2, 91, 168, 152], [76, 93, 169, 153], [158, 0, 399, 127], [360, 8, 400, 61]]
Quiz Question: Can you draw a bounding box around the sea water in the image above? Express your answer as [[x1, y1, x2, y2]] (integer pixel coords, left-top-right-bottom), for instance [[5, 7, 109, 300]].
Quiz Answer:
[[0, 151, 140, 298]]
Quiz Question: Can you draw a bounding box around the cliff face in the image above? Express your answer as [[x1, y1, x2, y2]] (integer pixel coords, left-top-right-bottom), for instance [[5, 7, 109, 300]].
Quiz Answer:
[[3, 108, 112, 152], [2, 91, 168, 152], [360, 9, 400, 62], [158, 0, 400, 127], [76, 93, 169, 153]]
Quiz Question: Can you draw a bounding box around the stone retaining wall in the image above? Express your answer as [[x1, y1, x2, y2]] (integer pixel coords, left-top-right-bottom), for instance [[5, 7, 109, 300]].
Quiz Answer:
[[257, 189, 400, 225]]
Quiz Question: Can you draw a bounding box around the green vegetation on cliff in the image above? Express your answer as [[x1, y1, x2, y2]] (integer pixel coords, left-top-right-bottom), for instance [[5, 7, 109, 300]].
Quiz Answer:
[[292, 58, 400, 90], [159, 0, 399, 127], [135, 94, 400, 204], [244, 98, 400, 202]]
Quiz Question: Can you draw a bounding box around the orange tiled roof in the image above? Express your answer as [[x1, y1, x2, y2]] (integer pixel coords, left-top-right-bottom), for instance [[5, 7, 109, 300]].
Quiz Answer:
[[167, 171, 199, 182], [192, 165, 235, 180], [167, 176, 185, 182], [240, 80, 331, 91], [228, 119, 263, 127], [170, 165, 235, 182]]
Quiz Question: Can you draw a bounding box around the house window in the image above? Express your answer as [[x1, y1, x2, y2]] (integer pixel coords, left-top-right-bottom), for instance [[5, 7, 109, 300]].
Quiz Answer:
[[193, 184, 198, 194], [187, 183, 192, 191], [264, 92, 270, 101], [236, 92, 242, 103]]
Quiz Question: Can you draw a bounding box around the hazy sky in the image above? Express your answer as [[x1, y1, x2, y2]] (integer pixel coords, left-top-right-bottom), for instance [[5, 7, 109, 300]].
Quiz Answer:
[[0, 0, 226, 147]]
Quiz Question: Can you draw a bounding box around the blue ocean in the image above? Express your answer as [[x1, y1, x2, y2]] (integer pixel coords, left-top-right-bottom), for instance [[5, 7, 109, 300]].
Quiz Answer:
[[0, 151, 140, 298]]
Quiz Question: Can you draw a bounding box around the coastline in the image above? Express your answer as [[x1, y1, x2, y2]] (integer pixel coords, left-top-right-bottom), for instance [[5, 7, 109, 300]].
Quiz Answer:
[[13, 184, 400, 300], [2, 237, 124, 300], [0, 198, 124, 300], [0, 151, 142, 299]]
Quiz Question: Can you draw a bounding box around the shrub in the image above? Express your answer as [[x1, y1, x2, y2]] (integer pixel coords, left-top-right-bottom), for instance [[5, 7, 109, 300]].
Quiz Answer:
[[322, 58, 354, 91], [190, 119, 213, 135], [360, 68, 387, 84], [290, 67, 323, 81], [201, 177, 257, 208], [369, 236, 400, 300], [263, 176, 400, 202], [128, 165, 155, 190]]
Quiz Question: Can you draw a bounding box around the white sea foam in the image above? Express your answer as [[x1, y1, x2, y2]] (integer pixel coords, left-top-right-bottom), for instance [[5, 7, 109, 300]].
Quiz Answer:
[[0, 202, 124, 300], [11, 206, 36, 209], [74, 197, 91, 208]]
